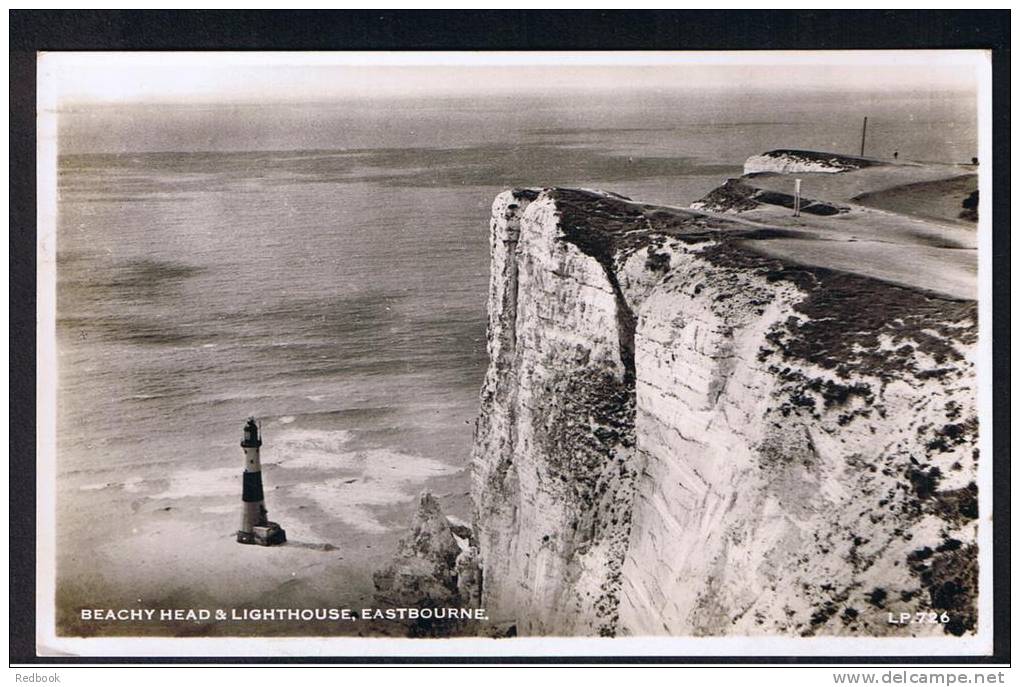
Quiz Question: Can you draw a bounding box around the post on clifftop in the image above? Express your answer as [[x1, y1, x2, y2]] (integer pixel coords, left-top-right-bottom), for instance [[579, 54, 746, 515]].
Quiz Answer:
[[237, 417, 286, 546], [793, 178, 802, 217], [860, 116, 868, 157]]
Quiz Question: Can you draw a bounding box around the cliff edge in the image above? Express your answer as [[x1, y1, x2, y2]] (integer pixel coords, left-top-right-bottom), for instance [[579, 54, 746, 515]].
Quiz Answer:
[[468, 155, 979, 638]]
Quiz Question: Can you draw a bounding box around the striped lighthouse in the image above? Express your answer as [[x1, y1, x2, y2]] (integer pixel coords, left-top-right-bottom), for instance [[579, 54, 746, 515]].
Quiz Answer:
[[236, 417, 286, 546]]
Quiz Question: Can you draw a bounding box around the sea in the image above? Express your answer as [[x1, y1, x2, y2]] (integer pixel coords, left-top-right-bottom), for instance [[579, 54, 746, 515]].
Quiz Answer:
[[53, 89, 977, 617]]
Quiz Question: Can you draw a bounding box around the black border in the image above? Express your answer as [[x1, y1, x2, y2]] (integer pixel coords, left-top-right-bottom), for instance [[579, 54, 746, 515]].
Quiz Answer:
[[9, 9, 1010, 665]]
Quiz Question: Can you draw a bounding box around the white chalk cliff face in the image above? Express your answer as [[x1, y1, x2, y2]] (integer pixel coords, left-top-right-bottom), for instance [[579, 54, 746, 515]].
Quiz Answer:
[[472, 189, 639, 636], [470, 178, 979, 637], [743, 149, 882, 175]]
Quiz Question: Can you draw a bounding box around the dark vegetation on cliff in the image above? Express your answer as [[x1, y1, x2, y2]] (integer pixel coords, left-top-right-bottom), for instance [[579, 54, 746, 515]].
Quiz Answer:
[[534, 368, 637, 637], [960, 190, 979, 222]]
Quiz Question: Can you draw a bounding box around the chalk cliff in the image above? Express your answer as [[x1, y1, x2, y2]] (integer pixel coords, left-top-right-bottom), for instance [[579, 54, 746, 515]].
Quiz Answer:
[[468, 165, 979, 637], [743, 149, 884, 175], [373, 492, 483, 635]]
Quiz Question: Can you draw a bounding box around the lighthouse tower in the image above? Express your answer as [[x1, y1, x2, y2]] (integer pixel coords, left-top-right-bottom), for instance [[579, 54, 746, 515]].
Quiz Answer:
[[236, 417, 286, 546]]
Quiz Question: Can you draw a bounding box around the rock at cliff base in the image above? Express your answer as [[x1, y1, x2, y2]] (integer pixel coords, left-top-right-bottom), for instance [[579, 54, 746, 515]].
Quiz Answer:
[[373, 492, 461, 607]]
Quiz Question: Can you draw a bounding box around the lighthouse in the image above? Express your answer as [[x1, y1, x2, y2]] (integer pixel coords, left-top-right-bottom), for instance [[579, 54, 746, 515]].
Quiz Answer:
[[236, 417, 286, 546]]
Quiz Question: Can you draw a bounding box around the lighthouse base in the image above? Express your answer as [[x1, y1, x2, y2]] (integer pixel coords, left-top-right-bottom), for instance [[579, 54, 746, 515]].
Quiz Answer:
[[237, 522, 287, 546]]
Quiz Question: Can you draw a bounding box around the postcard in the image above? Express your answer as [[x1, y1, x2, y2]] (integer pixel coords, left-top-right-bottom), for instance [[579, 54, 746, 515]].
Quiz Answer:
[[34, 49, 993, 657]]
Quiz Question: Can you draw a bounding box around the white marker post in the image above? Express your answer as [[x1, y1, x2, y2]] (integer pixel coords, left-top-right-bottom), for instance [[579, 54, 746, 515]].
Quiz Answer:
[[793, 178, 802, 217]]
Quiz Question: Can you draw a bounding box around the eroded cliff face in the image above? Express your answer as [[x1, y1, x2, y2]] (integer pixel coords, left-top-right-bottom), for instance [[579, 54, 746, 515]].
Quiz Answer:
[[471, 189, 638, 636], [470, 186, 979, 638]]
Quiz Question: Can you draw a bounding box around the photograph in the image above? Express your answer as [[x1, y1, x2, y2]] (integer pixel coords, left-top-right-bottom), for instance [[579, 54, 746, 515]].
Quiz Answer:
[[31, 46, 994, 658]]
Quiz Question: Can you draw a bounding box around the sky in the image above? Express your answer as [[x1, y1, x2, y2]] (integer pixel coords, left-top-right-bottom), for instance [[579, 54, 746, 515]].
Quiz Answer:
[[40, 51, 984, 108]]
